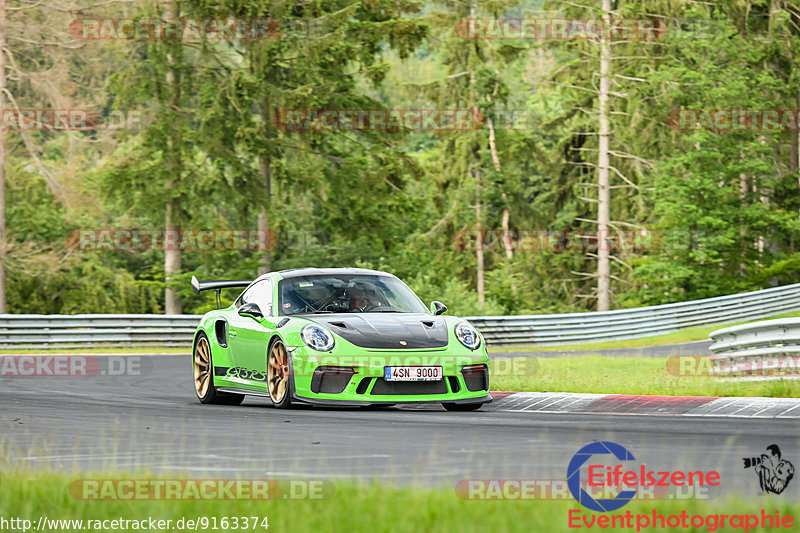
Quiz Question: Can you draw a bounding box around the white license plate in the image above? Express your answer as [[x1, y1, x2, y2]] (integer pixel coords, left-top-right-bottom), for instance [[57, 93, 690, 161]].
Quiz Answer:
[[384, 366, 443, 381]]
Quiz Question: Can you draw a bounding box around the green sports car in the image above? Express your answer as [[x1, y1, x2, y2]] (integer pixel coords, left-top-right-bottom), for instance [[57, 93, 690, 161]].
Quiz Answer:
[[190, 268, 491, 410]]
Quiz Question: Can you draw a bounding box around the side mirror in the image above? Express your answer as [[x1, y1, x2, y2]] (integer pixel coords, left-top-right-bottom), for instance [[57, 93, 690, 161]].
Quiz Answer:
[[430, 301, 447, 316], [238, 302, 264, 320]]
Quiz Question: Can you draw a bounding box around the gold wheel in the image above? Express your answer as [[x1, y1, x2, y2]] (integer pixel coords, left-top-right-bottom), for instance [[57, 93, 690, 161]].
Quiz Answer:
[[267, 341, 290, 404], [194, 335, 212, 398]]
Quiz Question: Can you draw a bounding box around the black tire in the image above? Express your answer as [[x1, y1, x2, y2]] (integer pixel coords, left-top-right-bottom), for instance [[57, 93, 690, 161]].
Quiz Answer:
[[267, 338, 293, 409], [442, 402, 483, 412], [193, 332, 245, 406]]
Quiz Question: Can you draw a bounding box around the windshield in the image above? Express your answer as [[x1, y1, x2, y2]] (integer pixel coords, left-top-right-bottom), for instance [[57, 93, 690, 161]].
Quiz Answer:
[[278, 274, 428, 315]]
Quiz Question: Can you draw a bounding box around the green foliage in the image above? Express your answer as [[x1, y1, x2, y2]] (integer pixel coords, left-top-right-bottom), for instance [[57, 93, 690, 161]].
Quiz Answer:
[[6, 1, 800, 315], [623, 4, 800, 305], [406, 273, 508, 316]]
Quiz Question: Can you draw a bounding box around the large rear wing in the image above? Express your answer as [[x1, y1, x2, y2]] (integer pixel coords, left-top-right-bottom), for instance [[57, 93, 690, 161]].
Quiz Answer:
[[190, 275, 252, 308]]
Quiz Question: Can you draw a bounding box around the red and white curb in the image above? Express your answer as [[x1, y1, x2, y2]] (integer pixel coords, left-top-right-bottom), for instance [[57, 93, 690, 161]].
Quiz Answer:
[[489, 392, 800, 418]]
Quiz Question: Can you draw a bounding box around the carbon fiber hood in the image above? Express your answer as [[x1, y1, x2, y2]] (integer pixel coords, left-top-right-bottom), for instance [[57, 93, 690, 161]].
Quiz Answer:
[[302, 313, 449, 349]]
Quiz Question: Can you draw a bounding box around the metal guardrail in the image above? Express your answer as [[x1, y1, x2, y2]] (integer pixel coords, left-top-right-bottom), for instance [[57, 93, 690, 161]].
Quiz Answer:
[[2, 282, 800, 349], [467, 282, 800, 346], [0, 314, 201, 349], [709, 318, 800, 379]]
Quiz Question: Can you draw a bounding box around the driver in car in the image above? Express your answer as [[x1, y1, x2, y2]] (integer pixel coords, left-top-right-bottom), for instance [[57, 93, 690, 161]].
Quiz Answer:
[[348, 286, 376, 312]]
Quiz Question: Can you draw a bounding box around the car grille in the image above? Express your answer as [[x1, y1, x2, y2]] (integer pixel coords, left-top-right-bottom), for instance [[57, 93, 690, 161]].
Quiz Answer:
[[370, 379, 448, 395], [310, 366, 354, 394], [462, 365, 489, 392], [316, 373, 352, 394], [464, 374, 488, 392]]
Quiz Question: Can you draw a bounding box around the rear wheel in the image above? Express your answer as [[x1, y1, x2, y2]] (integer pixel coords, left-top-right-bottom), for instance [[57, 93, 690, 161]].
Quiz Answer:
[[193, 332, 244, 406], [442, 402, 483, 412], [267, 339, 293, 409]]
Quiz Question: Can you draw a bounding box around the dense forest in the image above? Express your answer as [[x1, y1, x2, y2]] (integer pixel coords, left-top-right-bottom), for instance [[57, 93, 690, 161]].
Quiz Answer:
[[2, 0, 800, 316]]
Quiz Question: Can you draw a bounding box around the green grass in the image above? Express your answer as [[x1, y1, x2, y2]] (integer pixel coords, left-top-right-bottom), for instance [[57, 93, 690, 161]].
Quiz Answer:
[[491, 310, 800, 352], [1, 470, 797, 533], [490, 356, 800, 397]]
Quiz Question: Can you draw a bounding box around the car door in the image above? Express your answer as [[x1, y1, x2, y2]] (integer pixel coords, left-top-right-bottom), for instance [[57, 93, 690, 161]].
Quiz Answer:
[[227, 279, 275, 385]]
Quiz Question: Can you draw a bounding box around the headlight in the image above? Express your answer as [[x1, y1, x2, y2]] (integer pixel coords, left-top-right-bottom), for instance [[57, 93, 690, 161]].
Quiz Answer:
[[454, 321, 481, 350], [301, 324, 335, 352]]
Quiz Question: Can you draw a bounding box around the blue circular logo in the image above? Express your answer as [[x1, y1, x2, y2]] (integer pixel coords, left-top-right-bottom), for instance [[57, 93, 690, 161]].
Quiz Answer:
[[567, 441, 638, 512]]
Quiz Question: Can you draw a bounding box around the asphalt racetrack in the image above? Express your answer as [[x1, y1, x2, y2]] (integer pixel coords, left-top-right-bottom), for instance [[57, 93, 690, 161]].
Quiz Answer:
[[1, 354, 797, 498]]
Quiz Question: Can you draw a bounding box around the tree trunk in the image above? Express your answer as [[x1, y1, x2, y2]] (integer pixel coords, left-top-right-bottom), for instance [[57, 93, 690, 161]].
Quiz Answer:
[[257, 155, 271, 276], [256, 95, 273, 276], [596, 0, 612, 311], [475, 161, 485, 310], [0, 0, 7, 314], [164, 0, 182, 314], [164, 203, 181, 313], [470, 3, 484, 310], [793, 87, 800, 176], [794, 87, 800, 222], [486, 113, 514, 262], [486, 111, 517, 297]]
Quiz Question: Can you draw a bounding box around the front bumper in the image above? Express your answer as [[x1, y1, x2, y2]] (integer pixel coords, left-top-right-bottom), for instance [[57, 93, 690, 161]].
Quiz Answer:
[[289, 348, 491, 405], [291, 393, 492, 407]]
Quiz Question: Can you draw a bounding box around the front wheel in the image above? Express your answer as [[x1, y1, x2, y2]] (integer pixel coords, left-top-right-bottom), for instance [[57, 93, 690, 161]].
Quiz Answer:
[[267, 339, 293, 409], [193, 332, 244, 406], [442, 402, 483, 412]]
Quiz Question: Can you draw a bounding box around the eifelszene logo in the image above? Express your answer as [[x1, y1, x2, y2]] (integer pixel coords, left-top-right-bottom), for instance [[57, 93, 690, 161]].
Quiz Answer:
[[743, 445, 795, 495], [568, 441, 638, 512], [567, 441, 721, 512]]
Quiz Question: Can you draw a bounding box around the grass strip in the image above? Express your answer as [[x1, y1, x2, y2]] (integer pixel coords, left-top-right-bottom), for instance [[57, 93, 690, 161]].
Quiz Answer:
[[490, 356, 800, 398], [0, 470, 797, 533]]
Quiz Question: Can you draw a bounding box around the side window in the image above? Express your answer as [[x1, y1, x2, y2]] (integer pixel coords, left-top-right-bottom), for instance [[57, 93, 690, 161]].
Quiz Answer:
[[236, 286, 252, 307], [254, 280, 273, 316], [237, 280, 273, 315]]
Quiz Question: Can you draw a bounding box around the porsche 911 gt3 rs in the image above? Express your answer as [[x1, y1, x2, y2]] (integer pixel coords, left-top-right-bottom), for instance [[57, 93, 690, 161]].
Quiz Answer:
[[190, 268, 491, 410]]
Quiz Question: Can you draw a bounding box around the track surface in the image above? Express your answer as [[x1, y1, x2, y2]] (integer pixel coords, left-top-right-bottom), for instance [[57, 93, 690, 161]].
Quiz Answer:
[[1, 355, 798, 498]]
